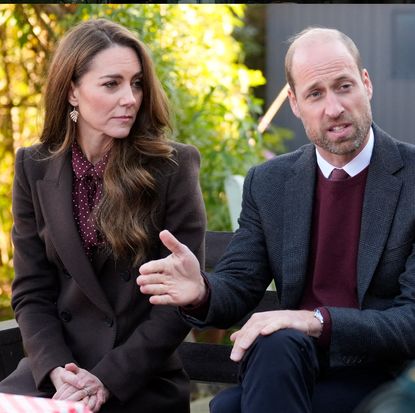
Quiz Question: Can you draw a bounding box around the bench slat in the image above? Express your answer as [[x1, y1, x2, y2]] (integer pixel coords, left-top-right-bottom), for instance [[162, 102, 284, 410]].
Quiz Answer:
[[179, 342, 237, 383], [205, 231, 233, 270]]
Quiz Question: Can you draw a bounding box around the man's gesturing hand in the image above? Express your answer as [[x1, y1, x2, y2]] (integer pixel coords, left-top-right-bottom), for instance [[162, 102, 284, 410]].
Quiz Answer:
[[137, 230, 206, 306]]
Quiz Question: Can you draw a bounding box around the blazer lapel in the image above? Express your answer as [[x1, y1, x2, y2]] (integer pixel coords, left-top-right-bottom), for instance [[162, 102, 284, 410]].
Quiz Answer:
[[281, 146, 316, 308], [37, 152, 113, 315], [357, 128, 403, 304]]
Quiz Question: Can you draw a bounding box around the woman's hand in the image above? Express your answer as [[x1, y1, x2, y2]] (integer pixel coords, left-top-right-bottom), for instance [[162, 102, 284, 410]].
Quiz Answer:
[[51, 363, 109, 412]]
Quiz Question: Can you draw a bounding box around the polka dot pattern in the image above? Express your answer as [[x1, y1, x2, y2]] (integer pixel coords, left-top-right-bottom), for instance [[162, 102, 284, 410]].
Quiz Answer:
[[71, 142, 110, 259]]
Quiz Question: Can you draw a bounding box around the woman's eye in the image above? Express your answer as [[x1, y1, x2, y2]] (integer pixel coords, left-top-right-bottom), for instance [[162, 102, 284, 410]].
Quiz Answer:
[[132, 79, 142, 89], [104, 81, 118, 88]]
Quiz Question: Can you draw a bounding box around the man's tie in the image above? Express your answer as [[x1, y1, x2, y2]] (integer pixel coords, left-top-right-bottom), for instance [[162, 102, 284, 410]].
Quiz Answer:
[[329, 168, 349, 181]]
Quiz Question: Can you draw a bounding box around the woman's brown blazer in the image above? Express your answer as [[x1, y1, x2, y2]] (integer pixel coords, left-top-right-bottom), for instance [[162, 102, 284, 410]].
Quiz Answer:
[[0, 142, 207, 413]]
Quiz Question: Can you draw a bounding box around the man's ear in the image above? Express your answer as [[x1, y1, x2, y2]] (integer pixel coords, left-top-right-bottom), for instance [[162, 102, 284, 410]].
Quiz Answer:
[[362, 69, 373, 101], [287, 87, 301, 119], [68, 81, 78, 107]]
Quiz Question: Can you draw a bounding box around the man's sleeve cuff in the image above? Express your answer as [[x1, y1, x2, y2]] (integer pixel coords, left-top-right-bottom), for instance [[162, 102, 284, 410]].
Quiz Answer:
[[180, 272, 211, 320], [316, 306, 331, 348]]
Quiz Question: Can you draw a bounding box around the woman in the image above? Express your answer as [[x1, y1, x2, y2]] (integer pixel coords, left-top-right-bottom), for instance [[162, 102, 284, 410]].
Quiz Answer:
[[0, 19, 206, 413]]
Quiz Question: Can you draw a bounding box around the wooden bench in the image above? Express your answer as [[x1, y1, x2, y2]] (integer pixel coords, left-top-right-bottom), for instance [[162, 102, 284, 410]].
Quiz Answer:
[[0, 231, 279, 385]]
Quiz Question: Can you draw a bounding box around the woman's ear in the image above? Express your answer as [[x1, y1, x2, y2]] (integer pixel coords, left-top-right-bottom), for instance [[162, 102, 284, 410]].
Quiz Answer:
[[68, 81, 78, 107]]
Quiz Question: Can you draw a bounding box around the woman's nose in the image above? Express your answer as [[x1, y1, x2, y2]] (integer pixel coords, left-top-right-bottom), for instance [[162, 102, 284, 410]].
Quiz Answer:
[[119, 86, 137, 106]]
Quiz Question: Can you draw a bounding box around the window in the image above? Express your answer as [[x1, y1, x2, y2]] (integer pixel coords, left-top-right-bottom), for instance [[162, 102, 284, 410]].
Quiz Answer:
[[392, 12, 415, 79]]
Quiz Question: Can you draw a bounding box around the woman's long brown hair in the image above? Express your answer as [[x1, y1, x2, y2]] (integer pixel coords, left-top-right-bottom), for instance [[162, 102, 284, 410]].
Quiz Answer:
[[40, 19, 174, 265]]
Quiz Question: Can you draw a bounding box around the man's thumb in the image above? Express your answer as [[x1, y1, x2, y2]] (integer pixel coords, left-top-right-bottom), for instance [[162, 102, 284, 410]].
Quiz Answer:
[[159, 230, 186, 255]]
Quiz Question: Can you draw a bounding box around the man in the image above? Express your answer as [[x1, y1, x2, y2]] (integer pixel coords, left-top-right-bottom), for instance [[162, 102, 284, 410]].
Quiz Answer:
[[137, 27, 415, 413]]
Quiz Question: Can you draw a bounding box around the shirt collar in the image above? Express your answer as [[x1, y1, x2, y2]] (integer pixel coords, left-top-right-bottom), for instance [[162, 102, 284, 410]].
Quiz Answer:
[[316, 127, 374, 178], [71, 141, 110, 180]]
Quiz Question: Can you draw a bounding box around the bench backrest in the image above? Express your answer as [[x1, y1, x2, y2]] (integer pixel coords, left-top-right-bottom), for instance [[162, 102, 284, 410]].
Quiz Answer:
[[0, 230, 279, 384]]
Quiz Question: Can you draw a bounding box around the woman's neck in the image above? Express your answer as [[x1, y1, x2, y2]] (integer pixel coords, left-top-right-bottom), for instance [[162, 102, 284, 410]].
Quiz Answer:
[[76, 136, 113, 165]]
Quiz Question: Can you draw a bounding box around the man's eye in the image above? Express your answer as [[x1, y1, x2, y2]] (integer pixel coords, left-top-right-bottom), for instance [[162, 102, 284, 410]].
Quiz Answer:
[[309, 91, 321, 99]]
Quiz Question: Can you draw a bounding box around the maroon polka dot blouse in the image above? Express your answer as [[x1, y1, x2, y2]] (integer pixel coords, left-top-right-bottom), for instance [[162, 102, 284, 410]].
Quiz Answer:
[[71, 142, 110, 259]]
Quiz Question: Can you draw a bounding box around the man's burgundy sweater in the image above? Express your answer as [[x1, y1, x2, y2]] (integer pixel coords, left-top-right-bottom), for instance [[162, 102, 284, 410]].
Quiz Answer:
[[300, 167, 369, 345]]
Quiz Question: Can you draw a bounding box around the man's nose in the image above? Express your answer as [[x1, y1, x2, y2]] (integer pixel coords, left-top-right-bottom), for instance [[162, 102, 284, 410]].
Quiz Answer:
[[324, 93, 344, 118]]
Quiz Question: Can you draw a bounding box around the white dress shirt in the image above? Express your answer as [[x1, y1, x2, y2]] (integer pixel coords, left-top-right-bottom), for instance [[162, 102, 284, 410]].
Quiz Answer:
[[315, 128, 374, 178]]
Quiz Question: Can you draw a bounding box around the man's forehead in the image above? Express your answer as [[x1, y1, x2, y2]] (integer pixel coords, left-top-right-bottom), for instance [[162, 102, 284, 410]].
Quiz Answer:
[[293, 29, 339, 47], [292, 40, 357, 80], [293, 36, 348, 62]]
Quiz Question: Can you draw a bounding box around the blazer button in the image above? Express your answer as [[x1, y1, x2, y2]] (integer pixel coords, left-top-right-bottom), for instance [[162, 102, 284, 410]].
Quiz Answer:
[[60, 311, 72, 322], [119, 270, 131, 282], [104, 316, 114, 327]]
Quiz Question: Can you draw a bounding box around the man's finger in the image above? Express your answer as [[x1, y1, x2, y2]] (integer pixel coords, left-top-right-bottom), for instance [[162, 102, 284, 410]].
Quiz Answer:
[[230, 336, 252, 362], [230, 329, 260, 362], [230, 330, 239, 342], [137, 273, 167, 286], [139, 283, 168, 296], [149, 294, 176, 306], [230, 344, 245, 362], [159, 230, 187, 255], [138, 258, 168, 276]]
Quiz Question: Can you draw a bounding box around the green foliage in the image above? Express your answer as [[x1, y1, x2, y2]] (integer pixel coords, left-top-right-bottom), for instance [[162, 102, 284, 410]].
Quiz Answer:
[[0, 5, 69, 317], [0, 265, 13, 320], [0, 4, 290, 319]]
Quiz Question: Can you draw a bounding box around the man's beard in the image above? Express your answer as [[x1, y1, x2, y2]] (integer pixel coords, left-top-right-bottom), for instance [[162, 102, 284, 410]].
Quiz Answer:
[[307, 107, 372, 156]]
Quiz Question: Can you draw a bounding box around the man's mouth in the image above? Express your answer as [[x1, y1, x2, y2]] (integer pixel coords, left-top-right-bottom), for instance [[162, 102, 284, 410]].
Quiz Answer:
[[328, 124, 349, 132]]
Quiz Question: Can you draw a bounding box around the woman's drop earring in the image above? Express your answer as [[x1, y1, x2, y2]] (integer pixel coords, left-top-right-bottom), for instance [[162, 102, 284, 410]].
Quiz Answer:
[[70, 107, 79, 123]]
